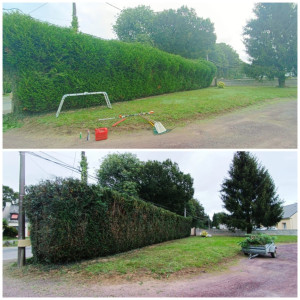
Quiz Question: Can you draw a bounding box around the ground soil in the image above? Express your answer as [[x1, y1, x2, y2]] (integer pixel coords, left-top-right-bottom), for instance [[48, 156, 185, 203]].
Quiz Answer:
[[3, 243, 297, 297], [3, 98, 297, 149]]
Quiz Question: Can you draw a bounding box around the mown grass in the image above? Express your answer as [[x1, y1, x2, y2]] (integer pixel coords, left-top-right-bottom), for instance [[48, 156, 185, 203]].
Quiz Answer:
[[8, 235, 296, 283], [3, 86, 297, 133], [82, 235, 297, 277]]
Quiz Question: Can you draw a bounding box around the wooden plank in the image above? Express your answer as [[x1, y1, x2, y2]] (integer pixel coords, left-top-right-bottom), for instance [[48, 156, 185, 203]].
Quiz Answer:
[[18, 239, 31, 247]]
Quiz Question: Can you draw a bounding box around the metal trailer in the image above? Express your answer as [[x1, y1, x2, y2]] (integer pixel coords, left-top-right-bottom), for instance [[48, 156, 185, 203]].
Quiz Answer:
[[242, 242, 277, 259]]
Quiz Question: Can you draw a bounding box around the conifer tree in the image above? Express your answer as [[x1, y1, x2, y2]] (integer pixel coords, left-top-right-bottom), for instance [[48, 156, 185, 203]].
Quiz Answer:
[[220, 152, 283, 233]]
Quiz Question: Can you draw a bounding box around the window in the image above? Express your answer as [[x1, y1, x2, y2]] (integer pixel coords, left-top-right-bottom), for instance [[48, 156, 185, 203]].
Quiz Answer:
[[10, 213, 18, 220], [283, 222, 287, 229]]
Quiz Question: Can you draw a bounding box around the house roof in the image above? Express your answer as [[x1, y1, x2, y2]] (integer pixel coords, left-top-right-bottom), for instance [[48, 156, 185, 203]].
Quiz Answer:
[[282, 203, 297, 219]]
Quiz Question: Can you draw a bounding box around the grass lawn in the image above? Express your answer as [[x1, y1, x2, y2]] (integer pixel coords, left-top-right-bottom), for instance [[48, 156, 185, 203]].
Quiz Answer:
[[9, 235, 297, 282], [3, 86, 297, 133]]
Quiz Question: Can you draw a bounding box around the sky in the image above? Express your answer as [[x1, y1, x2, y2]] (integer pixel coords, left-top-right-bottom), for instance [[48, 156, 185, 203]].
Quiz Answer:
[[2, 150, 297, 218], [2, 0, 259, 62]]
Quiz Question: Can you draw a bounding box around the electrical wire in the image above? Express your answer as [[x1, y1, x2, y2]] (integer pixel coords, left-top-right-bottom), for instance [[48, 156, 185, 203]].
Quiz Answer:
[[28, 3, 48, 14]]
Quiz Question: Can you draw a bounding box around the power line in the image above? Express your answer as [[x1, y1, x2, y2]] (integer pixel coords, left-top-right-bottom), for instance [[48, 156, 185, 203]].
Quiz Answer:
[[26, 152, 98, 182], [106, 2, 122, 11], [28, 3, 48, 14]]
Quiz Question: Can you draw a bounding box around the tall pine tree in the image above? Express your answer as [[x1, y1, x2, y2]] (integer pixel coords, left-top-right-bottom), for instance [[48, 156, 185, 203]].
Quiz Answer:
[[220, 152, 283, 233]]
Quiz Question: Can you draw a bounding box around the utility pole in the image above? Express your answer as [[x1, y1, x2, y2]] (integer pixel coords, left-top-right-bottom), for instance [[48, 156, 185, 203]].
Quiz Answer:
[[71, 2, 79, 33], [18, 151, 26, 267]]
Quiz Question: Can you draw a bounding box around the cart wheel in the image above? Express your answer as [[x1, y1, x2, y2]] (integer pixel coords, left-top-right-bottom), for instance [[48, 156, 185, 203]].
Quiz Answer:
[[271, 251, 277, 258]]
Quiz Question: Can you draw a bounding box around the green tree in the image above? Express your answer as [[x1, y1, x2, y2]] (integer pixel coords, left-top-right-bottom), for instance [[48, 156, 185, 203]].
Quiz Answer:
[[113, 5, 216, 59], [3, 185, 19, 208], [113, 5, 155, 45], [152, 6, 216, 59], [243, 3, 297, 87], [138, 159, 194, 215], [186, 198, 208, 228], [96, 153, 142, 197], [211, 212, 227, 228], [210, 43, 243, 80], [220, 152, 283, 233]]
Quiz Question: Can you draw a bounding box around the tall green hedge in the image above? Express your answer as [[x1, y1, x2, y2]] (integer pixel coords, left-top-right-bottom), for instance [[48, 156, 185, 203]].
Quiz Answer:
[[3, 12, 216, 113], [25, 178, 192, 263]]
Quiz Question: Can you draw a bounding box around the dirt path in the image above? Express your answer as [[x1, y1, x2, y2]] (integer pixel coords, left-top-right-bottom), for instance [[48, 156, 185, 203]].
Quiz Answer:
[[3, 243, 297, 297], [3, 98, 297, 149]]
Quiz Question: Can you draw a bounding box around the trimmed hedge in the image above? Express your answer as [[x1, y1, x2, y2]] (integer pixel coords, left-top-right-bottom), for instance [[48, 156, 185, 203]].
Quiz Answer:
[[3, 12, 216, 113], [24, 178, 192, 263]]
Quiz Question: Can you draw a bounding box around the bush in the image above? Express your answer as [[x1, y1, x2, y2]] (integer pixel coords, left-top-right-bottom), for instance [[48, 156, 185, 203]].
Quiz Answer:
[[3, 225, 18, 238], [3, 12, 216, 113], [217, 81, 225, 88], [238, 234, 275, 248], [25, 178, 192, 263]]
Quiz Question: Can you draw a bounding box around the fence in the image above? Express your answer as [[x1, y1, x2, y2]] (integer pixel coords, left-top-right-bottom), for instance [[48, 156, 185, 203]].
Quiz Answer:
[[219, 78, 297, 87], [192, 228, 297, 237]]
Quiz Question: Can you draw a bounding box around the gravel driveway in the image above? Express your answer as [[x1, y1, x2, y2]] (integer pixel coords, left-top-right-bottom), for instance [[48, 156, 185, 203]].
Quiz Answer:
[[3, 243, 297, 297]]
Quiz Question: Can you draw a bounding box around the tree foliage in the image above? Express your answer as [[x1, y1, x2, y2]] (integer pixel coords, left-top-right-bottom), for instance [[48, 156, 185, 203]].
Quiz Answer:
[[243, 3, 297, 87], [3, 185, 19, 208], [113, 5, 216, 59], [210, 43, 243, 79], [220, 152, 283, 233], [186, 198, 209, 228], [96, 153, 195, 215], [212, 212, 227, 228], [138, 159, 194, 215]]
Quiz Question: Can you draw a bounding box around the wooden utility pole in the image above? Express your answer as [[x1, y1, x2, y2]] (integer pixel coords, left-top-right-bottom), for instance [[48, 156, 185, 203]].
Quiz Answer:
[[18, 151, 26, 267]]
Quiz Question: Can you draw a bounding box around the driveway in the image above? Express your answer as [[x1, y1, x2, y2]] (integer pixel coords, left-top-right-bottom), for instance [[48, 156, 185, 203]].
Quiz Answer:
[[3, 246, 32, 261], [3, 243, 297, 297], [3, 98, 297, 149]]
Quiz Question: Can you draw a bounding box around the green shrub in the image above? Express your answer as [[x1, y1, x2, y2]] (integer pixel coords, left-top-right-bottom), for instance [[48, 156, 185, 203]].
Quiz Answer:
[[217, 81, 225, 88], [3, 12, 216, 113], [3, 225, 18, 238], [25, 178, 192, 263], [238, 234, 276, 248]]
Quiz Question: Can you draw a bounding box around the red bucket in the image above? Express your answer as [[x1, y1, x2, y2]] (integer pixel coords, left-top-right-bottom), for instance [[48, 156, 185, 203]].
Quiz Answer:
[[95, 128, 108, 141]]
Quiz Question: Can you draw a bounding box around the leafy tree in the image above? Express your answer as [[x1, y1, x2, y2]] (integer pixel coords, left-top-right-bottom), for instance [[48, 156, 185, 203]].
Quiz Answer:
[[210, 43, 243, 80], [96, 153, 141, 197], [3, 185, 19, 208], [186, 198, 209, 228], [220, 152, 283, 233], [138, 159, 194, 215], [152, 6, 216, 59], [212, 212, 227, 228], [113, 5, 155, 45], [113, 5, 216, 59], [243, 3, 297, 87], [96, 153, 194, 215]]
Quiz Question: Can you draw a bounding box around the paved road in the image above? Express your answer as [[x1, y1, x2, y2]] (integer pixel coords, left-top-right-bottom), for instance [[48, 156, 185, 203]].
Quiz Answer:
[[3, 244, 297, 297], [3, 98, 297, 149], [3, 247, 32, 261]]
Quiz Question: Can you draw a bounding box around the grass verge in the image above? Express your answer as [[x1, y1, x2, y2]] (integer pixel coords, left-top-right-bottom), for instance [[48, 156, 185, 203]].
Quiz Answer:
[[3, 86, 297, 134], [5, 235, 297, 282]]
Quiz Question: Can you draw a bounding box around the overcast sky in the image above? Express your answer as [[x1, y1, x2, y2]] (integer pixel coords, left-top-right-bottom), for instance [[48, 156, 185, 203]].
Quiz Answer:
[[2, 0, 260, 62], [2, 150, 297, 218]]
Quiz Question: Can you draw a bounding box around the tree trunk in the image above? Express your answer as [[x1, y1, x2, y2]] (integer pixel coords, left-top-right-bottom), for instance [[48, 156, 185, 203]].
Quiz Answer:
[[278, 75, 286, 88]]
